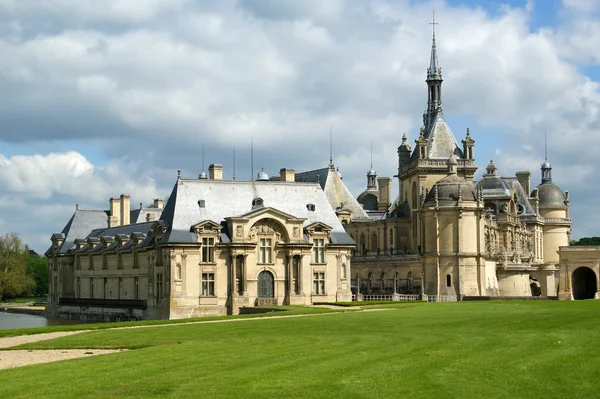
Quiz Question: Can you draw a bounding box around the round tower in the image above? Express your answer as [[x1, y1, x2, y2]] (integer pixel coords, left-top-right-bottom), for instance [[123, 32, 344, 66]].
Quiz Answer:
[[420, 155, 485, 298], [533, 159, 570, 265]]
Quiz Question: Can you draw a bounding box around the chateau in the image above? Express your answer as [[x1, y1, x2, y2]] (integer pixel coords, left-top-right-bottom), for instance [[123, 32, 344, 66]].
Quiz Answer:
[[46, 167, 354, 320], [47, 27, 590, 322], [344, 29, 573, 300]]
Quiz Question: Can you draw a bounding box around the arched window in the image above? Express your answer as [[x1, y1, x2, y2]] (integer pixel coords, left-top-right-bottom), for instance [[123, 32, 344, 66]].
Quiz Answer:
[[371, 233, 377, 251], [412, 182, 418, 209], [446, 274, 452, 287]]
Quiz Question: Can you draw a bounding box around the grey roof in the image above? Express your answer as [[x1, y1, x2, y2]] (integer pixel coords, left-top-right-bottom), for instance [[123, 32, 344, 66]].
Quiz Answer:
[[476, 175, 512, 197], [47, 210, 109, 255], [272, 165, 370, 221], [425, 174, 477, 204], [411, 113, 464, 162], [535, 182, 567, 210], [428, 34, 442, 80], [160, 178, 355, 245], [131, 207, 163, 224], [502, 177, 536, 216], [357, 189, 379, 211]]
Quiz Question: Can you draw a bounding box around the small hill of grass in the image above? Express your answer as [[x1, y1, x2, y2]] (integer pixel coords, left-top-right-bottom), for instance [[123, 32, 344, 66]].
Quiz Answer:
[[1, 300, 598, 399]]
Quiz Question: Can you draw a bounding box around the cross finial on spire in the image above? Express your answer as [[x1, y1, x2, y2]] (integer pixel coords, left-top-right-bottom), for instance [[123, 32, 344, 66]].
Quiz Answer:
[[430, 10, 438, 37]]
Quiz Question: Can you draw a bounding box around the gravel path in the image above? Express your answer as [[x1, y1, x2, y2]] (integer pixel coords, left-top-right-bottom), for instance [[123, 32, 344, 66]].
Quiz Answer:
[[0, 349, 122, 370], [0, 308, 391, 370]]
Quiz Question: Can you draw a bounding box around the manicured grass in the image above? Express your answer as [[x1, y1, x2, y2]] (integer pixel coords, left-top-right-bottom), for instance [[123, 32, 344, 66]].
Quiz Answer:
[[0, 305, 349, 338], [2, 301, 599, 399]]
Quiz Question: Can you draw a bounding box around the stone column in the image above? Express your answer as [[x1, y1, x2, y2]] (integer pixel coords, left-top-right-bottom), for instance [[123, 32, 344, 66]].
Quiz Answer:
[[229, 254, 238, 315], [286, 253, 293, 304]]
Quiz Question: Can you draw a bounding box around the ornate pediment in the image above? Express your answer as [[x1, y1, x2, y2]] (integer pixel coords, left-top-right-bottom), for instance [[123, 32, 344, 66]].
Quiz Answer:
[[248, 218, 288, 242]]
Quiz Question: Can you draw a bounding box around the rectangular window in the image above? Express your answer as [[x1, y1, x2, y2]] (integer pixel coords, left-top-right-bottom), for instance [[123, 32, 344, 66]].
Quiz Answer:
[[202, 273, 215, 296], [313, 272, 325, 295], [103, 277, 108, 299], [89, 255, 94, 270], [76, 277, 81, 298], [119, 277, 123, 299], [133, 251, 139, 268], [90, 277, 94, 298], [156, 274, 163, 304], [102, 253, 108, 269], [134, 277, 139, 300], [201, 238, 215, 263], [259, 238, 272, 264], [312, 239, 325, 263]]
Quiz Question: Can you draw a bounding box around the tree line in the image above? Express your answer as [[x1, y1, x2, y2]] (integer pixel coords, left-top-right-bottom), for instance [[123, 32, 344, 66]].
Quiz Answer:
[[0, 233, 48, 302], [570, 237, 600, 246]]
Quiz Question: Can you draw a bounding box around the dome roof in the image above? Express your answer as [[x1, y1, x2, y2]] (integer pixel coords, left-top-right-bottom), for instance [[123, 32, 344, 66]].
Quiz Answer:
[[425, 174, 477, 204], [256, 169, 269, 181], [199, 170, 208, 179], [357, 189, 379, 211], [476, 175, 511, 195], [541, 160, 551, 169], [534, 182, 566, 209], [367, 168, 376, 176]]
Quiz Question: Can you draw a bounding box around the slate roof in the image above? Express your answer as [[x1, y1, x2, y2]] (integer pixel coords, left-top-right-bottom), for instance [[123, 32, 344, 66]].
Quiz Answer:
[[160, 178, 355, 245], [411, 113, 464, 162], [46, 210, 109, 255], [270, 165, 370, 221], [130, 207, 163, 224]]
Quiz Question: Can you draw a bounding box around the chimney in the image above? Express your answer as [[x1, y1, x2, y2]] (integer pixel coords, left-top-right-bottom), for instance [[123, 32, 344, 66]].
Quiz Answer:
[[515, 171, 531, 196], [279, 168, 295, 182], [120, 194, 131, 226], [153, 198, 164, 209], [208, 164, 223, 180], [109, 197, 121, 227], [377, 177, 392, 211]]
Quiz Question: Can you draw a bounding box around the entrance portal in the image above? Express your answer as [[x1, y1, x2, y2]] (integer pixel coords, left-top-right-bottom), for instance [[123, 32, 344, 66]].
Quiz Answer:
[[572, 267, 597, 300], [258, 271, 274, 298]]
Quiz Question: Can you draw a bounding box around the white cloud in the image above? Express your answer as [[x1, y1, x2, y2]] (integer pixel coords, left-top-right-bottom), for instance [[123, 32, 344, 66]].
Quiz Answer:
[[0, 0, 599, 248]]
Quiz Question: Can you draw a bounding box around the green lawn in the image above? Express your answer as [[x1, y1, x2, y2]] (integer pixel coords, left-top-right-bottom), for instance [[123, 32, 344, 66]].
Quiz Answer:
[[1, 301, 599, 399]]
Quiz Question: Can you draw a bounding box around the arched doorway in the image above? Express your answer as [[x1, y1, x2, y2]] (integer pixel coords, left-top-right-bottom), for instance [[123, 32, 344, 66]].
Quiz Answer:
[[258, 271, 274, 298], [572, 267, 597, 300]]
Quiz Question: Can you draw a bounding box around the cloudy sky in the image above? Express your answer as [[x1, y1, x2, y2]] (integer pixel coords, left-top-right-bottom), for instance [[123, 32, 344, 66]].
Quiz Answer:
[[0, 0, 598, 252]]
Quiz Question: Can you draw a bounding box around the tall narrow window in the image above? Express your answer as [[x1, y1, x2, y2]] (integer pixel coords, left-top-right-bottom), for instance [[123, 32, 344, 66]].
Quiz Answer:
[[118, 277, 123, 300], [202, 237, 215, 263], [103, 277, 108, 299], [176, 263, 182, 280], [156, 273, 163, 304], [293, 256, 300, 294], [202, 273, 215, 296], [133, 250, 139, 268], [76, 277, 81, 298], [313, 272, 325, 295], [389, 229, 394, 246], [259, 238, 272, 264], [446, 274, 452, 288], [90, 277, 94, 299], [312, 239, 325, 263], [134, 277, 139, 300]]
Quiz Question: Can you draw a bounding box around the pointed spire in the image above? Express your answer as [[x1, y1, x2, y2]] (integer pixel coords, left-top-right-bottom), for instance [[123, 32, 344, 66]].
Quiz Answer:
[[541, 131, 552, 183], [428, 11, 441, 80], [329, 126, 333, 167]]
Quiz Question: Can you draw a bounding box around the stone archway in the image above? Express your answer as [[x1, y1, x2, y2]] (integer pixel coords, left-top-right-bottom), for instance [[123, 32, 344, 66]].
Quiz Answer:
[[572, 267, 597, 300], [258, 270, 274, 298]]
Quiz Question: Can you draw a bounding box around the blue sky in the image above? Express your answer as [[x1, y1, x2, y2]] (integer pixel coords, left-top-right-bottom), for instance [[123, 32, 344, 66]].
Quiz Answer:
[[0, 0, 599, 252]]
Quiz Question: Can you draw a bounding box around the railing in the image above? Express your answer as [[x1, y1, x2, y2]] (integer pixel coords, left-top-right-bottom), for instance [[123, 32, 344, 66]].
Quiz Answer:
[[426, 295, 457, 303], [59, 297, 147, 310], [352, 294, 421, 302]]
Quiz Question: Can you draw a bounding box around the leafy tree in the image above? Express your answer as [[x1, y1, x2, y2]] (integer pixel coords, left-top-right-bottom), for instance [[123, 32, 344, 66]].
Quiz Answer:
[[0, 233, 35, 301], [22, 246, 48, 296], [570, 237, 600, 246]]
